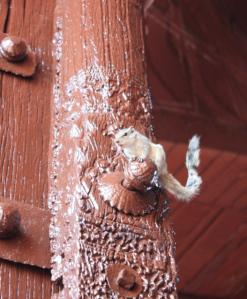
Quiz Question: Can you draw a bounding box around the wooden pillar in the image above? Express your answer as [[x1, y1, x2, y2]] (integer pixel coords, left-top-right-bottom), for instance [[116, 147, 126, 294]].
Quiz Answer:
[[49, 1, 178, 298]]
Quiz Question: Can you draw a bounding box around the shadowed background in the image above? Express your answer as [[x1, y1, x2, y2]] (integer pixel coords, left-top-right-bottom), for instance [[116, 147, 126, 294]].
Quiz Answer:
[[146, 1, 247, 299]]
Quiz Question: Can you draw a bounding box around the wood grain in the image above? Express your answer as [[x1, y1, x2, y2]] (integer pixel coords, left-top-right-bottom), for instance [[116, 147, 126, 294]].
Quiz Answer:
[[146, 1, 247, 298], [147, 0, 247, 154], [163, 143, 247, 298], [49, 0, 178, 298], [178, 209, 245, 291], [0, 0, 57, 298]]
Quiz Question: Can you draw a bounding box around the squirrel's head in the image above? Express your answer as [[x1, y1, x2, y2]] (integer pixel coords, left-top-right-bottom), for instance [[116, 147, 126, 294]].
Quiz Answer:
[[114, 126, 137, 148]]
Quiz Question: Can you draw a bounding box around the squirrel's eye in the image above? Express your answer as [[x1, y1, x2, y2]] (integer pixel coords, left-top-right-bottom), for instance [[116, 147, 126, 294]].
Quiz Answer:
[[123, 133, 128, 137]]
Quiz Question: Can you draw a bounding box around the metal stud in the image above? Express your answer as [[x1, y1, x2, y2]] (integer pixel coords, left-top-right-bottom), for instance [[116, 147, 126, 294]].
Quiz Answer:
[[116, 268, 136, 290], [0, 36, 28, 62], [107, 264, 143, 297], [0, 202, 21, 238]]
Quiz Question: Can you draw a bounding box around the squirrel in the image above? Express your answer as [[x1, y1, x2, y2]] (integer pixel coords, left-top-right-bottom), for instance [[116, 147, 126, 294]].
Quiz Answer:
[[114, 127, 202, 202]]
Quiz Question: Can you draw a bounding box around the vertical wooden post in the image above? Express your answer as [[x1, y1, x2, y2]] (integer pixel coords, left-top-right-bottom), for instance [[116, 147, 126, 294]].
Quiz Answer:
[[49, 1, 178, 298]]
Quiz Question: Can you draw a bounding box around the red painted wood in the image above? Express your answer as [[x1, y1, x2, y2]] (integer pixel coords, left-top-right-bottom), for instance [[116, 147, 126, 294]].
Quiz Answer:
[[234, 189, 247, 210], [153, 109, 247, 155], [179, 294, 221, 299], [166, 143, 188, 178], [216, 172, 247, 207], [49, 1, 178, 298], [172, 203, 221, 259], [196, 152, 238, 204], [150, 0, 247, 124], [199, 155, 246, 206], [146, 1, 247, 298], [196, 239, 247, 298], [183, 222, 247, 296], [177, 210, 245, 292], [0, 0, 58, 297], [147, 0, 247, 154]]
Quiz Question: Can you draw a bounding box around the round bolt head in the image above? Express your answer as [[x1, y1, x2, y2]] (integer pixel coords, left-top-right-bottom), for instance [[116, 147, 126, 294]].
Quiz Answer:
[[0, 36, 28, 62], [116, 268, 136, 290], [107, 264, 143, 298], [0, 203, 21, 238]]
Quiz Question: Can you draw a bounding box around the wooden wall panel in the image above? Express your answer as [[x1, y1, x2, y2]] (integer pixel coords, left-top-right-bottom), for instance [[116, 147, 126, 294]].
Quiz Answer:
[[194, 238, 247, 297], [148, 0, 247, 124], [0, 1, 57, 298], [177, 209, 245, 291], [160, 144, 247, 298], [145, 1, 247, 298], [147, 0, 247, 154]]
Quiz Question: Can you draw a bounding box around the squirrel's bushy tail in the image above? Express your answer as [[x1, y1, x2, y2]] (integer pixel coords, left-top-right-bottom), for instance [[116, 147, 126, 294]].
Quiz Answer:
[[162, 135, 202, 202]]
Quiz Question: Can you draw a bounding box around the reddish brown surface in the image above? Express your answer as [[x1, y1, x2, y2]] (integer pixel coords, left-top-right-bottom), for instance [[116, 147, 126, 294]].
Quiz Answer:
[[107, 264, 143, 297], [49, 1, 177, 298], [0, 199, 50, 269], [147, 0, 247, 154], [0, 33, 37, 77], [0, 1, 246, 298], [0, 200, 21, 238], [98, 171, 157, 216], [0, 0, 58, 298], [146, 1, 247, 298]]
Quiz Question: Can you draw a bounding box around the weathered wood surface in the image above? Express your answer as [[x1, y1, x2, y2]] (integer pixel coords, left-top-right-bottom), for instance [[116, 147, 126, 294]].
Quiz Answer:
[[0, 0, 58, 298], [145, 1, 247, 298], [49, 0, 177, 298]]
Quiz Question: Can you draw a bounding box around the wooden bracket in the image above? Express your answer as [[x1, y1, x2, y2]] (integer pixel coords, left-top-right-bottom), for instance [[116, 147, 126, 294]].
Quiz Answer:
[[0, 33, 37, 77], [0, 199, 50, 269]]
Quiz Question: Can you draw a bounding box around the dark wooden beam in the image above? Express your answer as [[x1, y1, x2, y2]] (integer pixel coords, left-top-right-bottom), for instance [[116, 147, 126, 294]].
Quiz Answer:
[[153, 108, 247, 155], [179, 294, 222, 299]]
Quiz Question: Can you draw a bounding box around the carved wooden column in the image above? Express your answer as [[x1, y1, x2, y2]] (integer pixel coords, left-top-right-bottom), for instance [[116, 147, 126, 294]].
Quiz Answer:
[[49, 1, 178, 298]]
